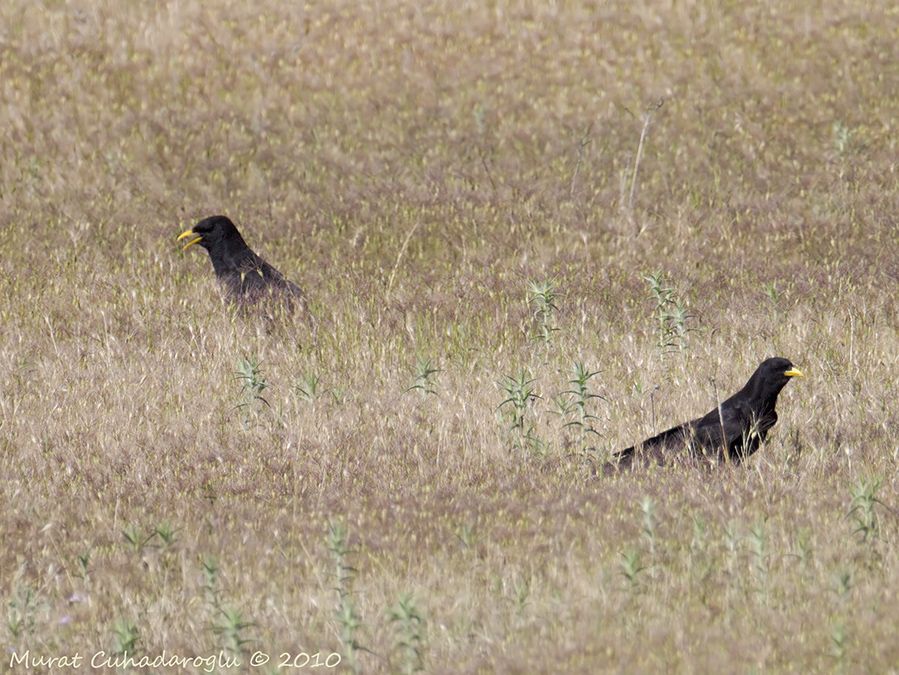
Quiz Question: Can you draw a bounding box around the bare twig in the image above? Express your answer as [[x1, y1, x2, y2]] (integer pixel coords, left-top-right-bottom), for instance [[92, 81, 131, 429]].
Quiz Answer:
[[627, 99, 664, 231], [569, 124, 593, 199], [386, 221, 422, 303], [712, 377, 731, 465], [478, 148, 498, 196]]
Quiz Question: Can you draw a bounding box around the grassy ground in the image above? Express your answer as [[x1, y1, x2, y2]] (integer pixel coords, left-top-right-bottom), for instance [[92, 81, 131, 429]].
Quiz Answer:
[[1, 0, 898, 672]]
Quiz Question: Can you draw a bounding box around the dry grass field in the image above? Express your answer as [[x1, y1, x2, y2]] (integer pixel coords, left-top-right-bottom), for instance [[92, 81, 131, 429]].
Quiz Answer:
[[2, 0, 898, 672]]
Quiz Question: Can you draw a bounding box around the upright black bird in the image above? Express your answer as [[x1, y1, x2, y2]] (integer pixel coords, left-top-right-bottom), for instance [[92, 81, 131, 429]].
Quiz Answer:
[[177, 215, 308, 315], [611, 357, 804, 469]]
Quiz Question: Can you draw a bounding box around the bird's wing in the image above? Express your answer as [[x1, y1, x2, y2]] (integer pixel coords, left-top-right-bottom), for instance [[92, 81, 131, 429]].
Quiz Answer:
[[233, 260, 270, 295], [256, 259, 308, 295], [612, 423, 690, 466], [690, 402, 748, 446], [638, 423, 691, 452], [233, 257, 311, 323], [256, 258, 286, 283], [228, 256, 290, 294], [690, 400, 775, 460], [613, 406, 738, 465]]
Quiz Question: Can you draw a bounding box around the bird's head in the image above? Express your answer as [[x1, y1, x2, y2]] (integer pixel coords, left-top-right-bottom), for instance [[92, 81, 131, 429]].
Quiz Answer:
[[747, 356, 804, 400], [177, 215, 241, 252]]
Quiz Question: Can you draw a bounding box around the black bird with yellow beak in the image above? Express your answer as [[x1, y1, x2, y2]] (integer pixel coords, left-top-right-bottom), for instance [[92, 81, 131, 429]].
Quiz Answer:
[[177, 215, 308, 314], [611, 357, 804, 469]]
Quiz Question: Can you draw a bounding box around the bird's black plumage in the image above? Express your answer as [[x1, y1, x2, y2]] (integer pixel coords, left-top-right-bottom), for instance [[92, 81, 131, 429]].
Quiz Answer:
[[611, 357, 804, 469], [178, 215, 308, 314]]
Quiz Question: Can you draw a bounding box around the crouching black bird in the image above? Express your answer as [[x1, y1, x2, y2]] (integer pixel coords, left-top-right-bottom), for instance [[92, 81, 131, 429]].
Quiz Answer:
[[177, 215, 309, 316], [611, 357, 804, 470]]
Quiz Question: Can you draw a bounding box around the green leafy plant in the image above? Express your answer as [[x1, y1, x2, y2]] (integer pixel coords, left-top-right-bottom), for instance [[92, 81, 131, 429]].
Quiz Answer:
[[328, 521, 364, 674], [200, 556, 257, 659], [406, 357, 441, 397], [724, 519, 742, 582], [644, 272, 692, 352], [689, 517, 713, 601], [833, 121, 853, 156], [201, 556, 222, 609], [388, 593, 426, 674], [295, 372, 322, 404], [122, 524, 156, 555], [830, 569, 853, 666], [830, 621, 848, 662], [848, 476, 882, 543], [236, 355, 270, 424], [7, 584, 39, 640], [641, 496, 657, 560], [528, 279, 559, 344], [749, 518, 770, 601], [75, 551, 91, 581], [111, 619, 140, 656], [213, 608, 256, 658], [455, 524, 476, 550], [154, 522, 178, 548], [619, 549, 646, 591], [763, 281, 782, 305], [559, 361, 604, 451], [498, 370, 543, 454]]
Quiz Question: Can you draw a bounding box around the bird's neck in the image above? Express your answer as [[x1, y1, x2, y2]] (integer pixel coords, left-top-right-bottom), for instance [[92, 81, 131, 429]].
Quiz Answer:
[[210, 237, 256, 277], [739, 376, 785, 412]]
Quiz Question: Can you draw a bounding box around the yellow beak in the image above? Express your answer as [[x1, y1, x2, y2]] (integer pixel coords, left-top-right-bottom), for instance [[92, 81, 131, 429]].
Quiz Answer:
[[784, 368, 804, 378], [177, 228, 203, 252]]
